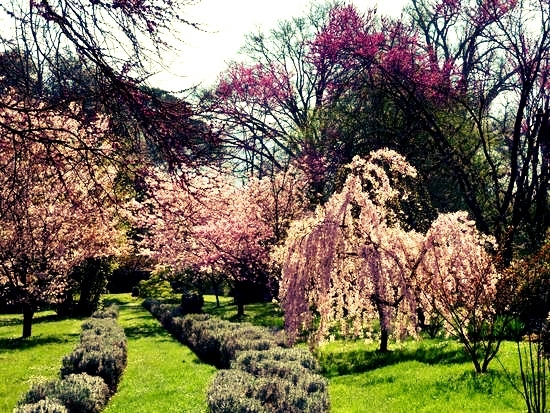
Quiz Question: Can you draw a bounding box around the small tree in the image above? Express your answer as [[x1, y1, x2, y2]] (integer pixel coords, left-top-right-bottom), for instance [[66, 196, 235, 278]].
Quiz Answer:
[[416, 211, 510, 373]]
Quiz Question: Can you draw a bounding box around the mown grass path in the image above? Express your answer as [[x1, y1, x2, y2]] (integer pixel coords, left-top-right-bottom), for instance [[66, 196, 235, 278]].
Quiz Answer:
[[103, 295, 217, 413]]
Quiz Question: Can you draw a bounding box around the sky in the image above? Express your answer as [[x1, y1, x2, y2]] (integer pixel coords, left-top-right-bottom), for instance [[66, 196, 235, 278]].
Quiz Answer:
[[151, 0, 409, 91]]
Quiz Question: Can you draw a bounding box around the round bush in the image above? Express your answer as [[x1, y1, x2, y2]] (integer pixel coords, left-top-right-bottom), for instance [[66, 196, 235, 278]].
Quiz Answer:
[[181, 292, 204, 314], [17, 374, 109, 413]]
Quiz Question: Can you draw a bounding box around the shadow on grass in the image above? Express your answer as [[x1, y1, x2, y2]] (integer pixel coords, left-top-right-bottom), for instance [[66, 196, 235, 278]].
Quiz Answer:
[[204, 300, 283, 329], [0, 334, 79, 351], [102, 297, 131, 307], [0, 316, 21, 327], [317, 341, 472, 377], [34, 313, 87, 325], [1, 312, 84, 328], [119, 306, 176, 342], [123, 317, 171, 340]]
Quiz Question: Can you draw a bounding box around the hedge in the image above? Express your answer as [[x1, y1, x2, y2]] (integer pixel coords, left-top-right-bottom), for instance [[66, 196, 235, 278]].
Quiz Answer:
[[15, 304, 127, 413], [143, 298, 330, 413]]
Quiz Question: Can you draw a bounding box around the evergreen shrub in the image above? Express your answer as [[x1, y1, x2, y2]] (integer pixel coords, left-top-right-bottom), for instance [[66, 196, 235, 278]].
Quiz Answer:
[[181, 292, 204, 314], [17, 374, 108, 413], [207, 365, 329, 413], [61, 307, 127, 393], [13, 398, 68, 413], [90, 304, 119, 320]]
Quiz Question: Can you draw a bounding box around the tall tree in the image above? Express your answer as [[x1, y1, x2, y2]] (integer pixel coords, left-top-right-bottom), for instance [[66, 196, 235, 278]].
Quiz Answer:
[[389, 0, 550, 260], [201, 2, 343, 192], [209, 0, 550, 260]]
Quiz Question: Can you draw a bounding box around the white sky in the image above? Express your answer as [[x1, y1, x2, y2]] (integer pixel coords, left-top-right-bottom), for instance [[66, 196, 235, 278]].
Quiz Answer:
[[151, 0, 409, 91]]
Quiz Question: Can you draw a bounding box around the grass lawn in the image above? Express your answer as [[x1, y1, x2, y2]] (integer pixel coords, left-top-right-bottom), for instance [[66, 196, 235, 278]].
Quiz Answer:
[[0, 310, 82, 412], [102, 294, 217, 413], [202, 294, 284, 328], [0, 295, 217, 413], [172, 294, 529, 412], [317, 339, 525, 413], [0, 294, 533, 412]]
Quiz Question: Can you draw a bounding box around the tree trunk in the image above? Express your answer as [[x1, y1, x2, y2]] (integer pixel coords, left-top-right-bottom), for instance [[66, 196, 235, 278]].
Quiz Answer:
[[236, 300, 245, 317], [22, 303, 34, 338], [233, 280, 245, 317], [376, 299, 389, 352], [213, 284, 220, 308], [379, 328, 389, 353]]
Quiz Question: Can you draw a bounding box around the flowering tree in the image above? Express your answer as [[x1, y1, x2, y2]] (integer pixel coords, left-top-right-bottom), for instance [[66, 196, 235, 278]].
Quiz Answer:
[[204, 2, 455, 188], [129, 164, 308, 316], [207, 0, 550, 262], [277, 148, 510, 371], [0, 0, 213, 176], [416, 211, 509, 373], [275, 149, 423, 350], [0, 93, 125, 337]]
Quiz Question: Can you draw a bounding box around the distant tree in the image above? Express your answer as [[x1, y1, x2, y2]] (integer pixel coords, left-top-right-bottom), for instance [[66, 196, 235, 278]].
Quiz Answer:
[[207, 0, 550, 261], [129, 167, 270, 316], [200, 2, 342, 195], [65, 257, 117, 317]]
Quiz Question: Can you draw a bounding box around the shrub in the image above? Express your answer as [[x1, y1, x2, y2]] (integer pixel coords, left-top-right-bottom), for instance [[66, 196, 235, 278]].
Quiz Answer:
[[207, 369, 267, 413], [61, 316, 127, 393], [61, 347, 126, 393], [142, 297, 156, 312], [91, 304, 119, 320], [175, 315, 278, 368], [229, 348, 329, 412], [143, 298, 330, 412], [137, 267, 179, 300], [233, 347, 320, 380], [219, 326, 278, 368], [207, 366, 329, 413], [182, 317, 228, 367], [181, 292, 204, 314], [17, 374, 109, 413], [143, 299, 285, 367], [13, 398, 68, 413]]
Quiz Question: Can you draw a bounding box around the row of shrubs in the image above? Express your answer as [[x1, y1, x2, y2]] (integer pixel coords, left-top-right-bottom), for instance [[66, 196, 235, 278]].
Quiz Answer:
[[14, 304, 128, 413], [143, 298, 329, 413]]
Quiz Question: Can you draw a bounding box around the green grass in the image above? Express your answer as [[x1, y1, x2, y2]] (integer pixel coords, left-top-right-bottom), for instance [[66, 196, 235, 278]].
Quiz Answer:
[[102, 294, 217, 413], [203, 295, 527, 412], [317, 339, 526, 413], [0, 295, 217, 413], [0, 311, 82, 412], [0, 295, 534, 413], [202, 295, 284, 328]]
